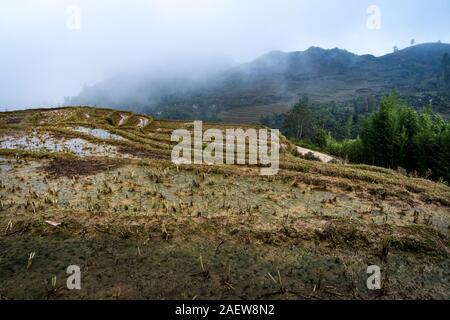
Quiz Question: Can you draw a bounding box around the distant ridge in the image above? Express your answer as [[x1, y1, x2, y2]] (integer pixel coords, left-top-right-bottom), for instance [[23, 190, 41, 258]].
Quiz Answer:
[[67, 43, 450, 122]]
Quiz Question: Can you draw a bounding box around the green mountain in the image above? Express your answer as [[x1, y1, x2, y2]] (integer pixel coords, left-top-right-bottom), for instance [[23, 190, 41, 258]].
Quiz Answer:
[[67, 43, 450, 123]]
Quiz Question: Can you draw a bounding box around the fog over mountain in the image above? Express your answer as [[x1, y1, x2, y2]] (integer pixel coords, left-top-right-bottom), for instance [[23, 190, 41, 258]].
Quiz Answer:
[[1, 0, 450, 110], [67, 42, 450, 122]]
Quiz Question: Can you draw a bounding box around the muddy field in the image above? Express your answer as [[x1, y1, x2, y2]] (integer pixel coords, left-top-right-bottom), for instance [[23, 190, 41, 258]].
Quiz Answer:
[[0, 107, 449, 300]]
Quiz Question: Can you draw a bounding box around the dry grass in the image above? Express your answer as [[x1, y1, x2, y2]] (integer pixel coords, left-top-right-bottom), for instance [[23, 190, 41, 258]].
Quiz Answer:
[[0, 106, 449, 300]]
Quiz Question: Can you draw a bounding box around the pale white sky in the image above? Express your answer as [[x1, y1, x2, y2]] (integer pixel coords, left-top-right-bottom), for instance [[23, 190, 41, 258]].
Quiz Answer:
[[1, 0, 449, 109]]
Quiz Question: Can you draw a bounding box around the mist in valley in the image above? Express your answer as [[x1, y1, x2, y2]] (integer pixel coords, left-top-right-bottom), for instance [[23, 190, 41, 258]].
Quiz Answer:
[[1, 0, 449, 111]]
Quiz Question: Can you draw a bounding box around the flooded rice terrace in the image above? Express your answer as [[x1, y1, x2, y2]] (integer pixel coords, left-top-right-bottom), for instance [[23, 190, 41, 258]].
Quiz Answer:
[[0, 129, 131, 158], [70, 127, 126, 141]]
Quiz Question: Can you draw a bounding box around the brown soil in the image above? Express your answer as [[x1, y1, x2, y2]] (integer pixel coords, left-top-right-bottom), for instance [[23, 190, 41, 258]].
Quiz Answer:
[[40, 158, 120, 178], [5, 116, 25, 124]]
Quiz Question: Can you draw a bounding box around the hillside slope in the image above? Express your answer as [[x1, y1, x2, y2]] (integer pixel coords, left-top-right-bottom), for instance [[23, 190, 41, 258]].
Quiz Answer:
[[67, 43, 450, 123], [0, 107, 449, 299]]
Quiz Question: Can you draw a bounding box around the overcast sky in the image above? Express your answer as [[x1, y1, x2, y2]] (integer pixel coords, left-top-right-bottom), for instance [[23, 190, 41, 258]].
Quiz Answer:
[[1, 0, 449, 109]]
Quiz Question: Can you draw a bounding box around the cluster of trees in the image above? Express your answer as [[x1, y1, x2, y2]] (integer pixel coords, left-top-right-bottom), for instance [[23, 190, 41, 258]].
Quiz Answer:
[[273, 93, 450, 182], [359, 93, 450, 181]]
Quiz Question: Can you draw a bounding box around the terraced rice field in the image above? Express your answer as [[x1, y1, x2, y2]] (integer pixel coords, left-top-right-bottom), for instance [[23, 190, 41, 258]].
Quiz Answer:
[[219, 104, 292, 124], [0, 107, 448, 299]]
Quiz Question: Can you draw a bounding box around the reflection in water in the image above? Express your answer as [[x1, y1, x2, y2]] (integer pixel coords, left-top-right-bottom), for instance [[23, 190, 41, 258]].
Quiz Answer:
[[0, 132, 128, 158], [71, 127, 125, 141]]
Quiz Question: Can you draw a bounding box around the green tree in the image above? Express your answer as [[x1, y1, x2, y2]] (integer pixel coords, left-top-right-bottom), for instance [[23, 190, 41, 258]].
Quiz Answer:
[[397, 106, 419, 171], [361, 93, 400, 168], [345, 116, 353, 139], [312, 127, 331, 149], [441, 53, 450, 87], [284, 97, 315, 140]]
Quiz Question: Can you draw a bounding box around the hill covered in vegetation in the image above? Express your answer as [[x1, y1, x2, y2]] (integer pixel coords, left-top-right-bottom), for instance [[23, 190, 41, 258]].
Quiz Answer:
[[66, 43, 450, 123], [263, 93, 450, 183]]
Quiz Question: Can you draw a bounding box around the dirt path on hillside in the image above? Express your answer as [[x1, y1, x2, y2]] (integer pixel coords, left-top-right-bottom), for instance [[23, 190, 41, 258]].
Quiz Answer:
[[297, 146, 335, 163], [137, 118, 149, 128], [118, 114, 129, 126]]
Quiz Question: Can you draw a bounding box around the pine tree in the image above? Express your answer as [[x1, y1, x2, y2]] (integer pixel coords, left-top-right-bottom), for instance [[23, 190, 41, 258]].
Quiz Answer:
[[442, 53, 450, 87], [361, 93, 399, 168], [397, 106, 419, 172], [345, 116, 353, 139], [284, 97, 314, 140]]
